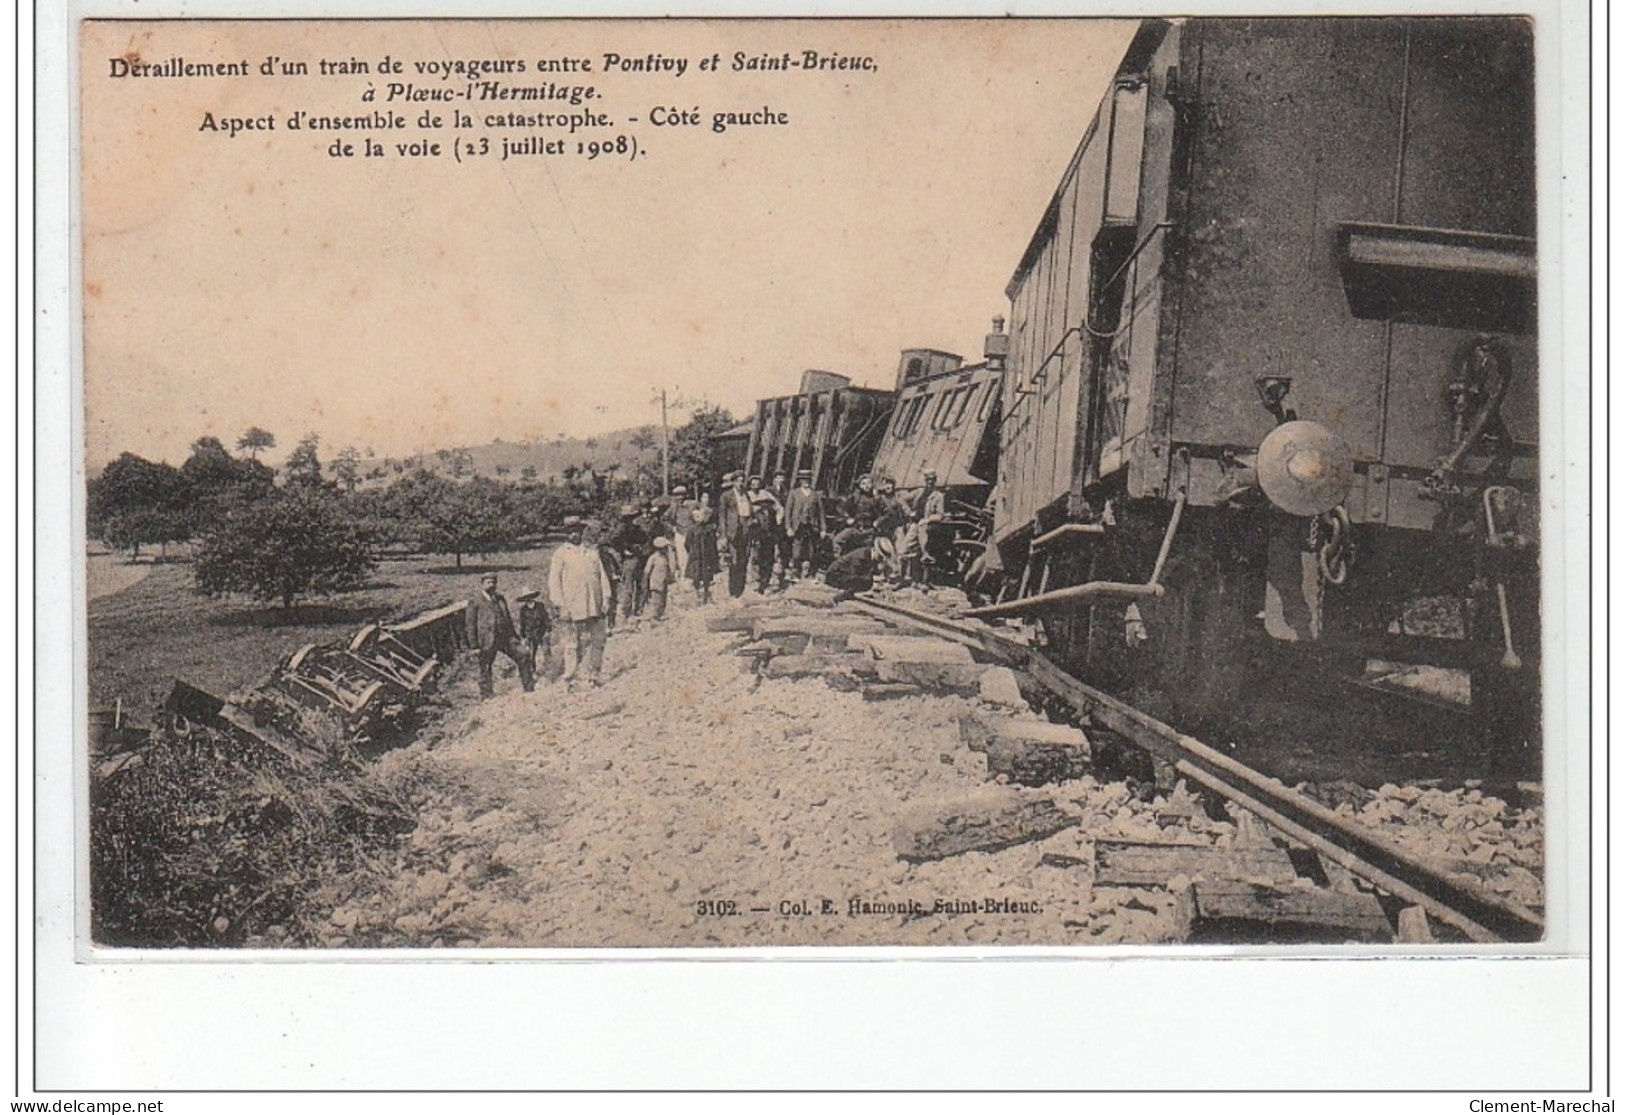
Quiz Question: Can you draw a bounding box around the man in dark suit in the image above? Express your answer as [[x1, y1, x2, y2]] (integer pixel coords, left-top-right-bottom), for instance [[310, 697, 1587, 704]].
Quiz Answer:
[[718, 472, 754, 598], [465, 571, 534, 697]]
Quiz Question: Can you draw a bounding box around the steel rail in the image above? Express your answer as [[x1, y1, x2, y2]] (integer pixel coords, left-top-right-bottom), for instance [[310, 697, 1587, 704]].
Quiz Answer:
[[850, 594, 1544, 944]]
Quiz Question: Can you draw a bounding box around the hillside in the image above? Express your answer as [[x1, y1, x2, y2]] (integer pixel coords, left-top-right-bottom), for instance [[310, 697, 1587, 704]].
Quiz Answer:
[[368, 426, 664, 486]]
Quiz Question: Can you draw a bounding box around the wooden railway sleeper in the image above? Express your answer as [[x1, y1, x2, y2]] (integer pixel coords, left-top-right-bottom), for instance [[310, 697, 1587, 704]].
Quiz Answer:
[[850, 595, 1543, 943]]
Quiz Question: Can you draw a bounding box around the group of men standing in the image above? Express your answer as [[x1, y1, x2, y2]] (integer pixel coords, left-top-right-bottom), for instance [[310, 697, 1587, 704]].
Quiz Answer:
[[716, 469, 825, 597], [715, 467, 950, 598], [465, 469, 952, 696], [467, 492, 721, 696]]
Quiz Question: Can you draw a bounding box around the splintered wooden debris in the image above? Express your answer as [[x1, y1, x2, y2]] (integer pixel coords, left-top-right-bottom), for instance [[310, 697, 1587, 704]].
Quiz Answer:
[[893, 791, 1077, 862], [1093, 839, 1297, 888], [1184, 879, 1394, 943]]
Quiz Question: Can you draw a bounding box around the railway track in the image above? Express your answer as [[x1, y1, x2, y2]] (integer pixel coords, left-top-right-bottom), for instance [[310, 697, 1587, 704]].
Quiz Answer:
[[851, 593, 1544, 945]]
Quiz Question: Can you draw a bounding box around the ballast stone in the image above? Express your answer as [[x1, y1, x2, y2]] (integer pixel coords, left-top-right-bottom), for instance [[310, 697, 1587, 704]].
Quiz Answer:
[[977, 666, 1028, 710]]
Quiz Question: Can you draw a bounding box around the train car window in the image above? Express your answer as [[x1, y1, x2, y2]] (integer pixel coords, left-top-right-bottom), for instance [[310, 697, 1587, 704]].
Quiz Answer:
[[976, 382, 996, 425], [902, 396, 927, 438], [885, 401, 904, 439], [1105, 81, 1147, 224], [951, 385, 976, 427]]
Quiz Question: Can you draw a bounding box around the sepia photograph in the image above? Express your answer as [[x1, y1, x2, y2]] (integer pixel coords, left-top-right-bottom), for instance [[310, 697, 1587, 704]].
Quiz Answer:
[[77, 13, 1554, 961]]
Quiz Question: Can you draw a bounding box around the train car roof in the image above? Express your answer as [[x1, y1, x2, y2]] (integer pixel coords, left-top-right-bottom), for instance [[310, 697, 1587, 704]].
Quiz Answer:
[[1005, 18, 1173, 301]]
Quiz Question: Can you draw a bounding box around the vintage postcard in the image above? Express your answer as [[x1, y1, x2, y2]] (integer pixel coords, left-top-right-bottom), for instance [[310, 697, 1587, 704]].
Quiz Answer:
[[33, 1, 1597, 1095], [75, 14, 1562, 954]]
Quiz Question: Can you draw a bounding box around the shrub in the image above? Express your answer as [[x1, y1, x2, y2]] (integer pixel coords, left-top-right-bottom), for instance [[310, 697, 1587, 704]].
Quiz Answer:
[[90, 735, 415, 947]]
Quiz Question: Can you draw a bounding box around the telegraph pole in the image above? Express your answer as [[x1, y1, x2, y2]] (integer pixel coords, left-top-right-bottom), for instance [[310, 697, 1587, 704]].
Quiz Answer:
[[659, 388, 670, 496]]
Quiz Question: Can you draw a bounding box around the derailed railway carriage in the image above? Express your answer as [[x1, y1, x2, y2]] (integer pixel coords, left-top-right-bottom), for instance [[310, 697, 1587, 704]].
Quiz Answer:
[[976, 18, 1539, 769]]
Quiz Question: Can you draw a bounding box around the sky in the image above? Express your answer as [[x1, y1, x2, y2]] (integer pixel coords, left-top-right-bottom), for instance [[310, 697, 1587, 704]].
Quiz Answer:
[[80, 18, 1136, 468]]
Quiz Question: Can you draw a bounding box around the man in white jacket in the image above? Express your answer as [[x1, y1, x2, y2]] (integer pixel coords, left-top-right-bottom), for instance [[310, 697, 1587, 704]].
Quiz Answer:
[[547, 517, 616, 691]]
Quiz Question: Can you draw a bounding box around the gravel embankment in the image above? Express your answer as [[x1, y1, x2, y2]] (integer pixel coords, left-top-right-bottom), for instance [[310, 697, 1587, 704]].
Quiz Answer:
[[307, 584, 1544, 949]]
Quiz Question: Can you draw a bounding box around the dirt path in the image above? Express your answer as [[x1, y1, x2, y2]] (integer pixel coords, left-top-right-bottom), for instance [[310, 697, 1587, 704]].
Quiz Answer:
[[86, 552, 154, 601], [311, 584, 1543, 950], [330, 585, 1169, 948]]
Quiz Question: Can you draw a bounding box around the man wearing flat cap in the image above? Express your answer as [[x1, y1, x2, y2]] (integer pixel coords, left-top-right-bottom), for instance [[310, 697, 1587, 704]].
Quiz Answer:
[[466, 571, 534, 697], [667, 483, 695, 580], [832, 474, 879, 558], [607, 503, 650, 625], [784, 469, 826, 581], [902, 469, 948, 587], [746, 475, 783, 594]]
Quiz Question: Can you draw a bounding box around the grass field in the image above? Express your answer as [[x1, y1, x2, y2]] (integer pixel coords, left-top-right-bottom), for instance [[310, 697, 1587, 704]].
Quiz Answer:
[[87, 547, 559, 717]]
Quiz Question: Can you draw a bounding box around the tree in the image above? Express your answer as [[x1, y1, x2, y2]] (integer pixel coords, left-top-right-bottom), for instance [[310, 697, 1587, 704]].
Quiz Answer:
[[331, 445, 362, 492], [285, 433, 324, 489], [87, 452, 191, 556], [236, 427, 276, 459], [103, 506, 193, 559], [667, 404, 738, 490], [383, 471, 520, 567], [194, 487, 375, 609], [182, 436, 274, 513]]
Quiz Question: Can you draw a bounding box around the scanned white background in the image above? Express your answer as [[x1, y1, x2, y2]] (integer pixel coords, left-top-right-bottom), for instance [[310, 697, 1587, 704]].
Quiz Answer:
[[28, 0, 1601, 1100]]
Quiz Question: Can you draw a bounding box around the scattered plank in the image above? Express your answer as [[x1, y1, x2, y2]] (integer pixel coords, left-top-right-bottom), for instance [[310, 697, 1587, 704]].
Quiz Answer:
[[852, 635, 976, 665], [761, 654, 879, 681], [1188, 880, 1394, 943], [984, 739, 1092, 786], [808, 634, 854, 653], [1094, 839, 1297, 888], [707, 613, 776, 633], [961, 716, 1090, 749], [1317, 855, 1367, 897], [782, 583, 841, 608], [862, 683, 926, 702], [758, 632, 812, 654], [893, 791, 1076, 862], [754, 617, 891, 641], [875, 661, 987, 695], [960, 714, 1092, 786]]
